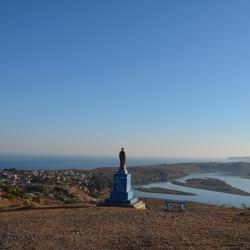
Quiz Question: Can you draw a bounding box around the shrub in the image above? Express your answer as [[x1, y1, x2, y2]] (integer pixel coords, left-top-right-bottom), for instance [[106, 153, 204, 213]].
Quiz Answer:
[[3, 193, 15, 200], [32, 196, 41, 203], [23, 199, 35, 208], [25, 185, 45, 193]]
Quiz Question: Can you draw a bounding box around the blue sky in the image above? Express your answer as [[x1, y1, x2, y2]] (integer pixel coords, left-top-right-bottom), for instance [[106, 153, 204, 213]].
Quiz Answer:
[[1, 0, 250, 157]]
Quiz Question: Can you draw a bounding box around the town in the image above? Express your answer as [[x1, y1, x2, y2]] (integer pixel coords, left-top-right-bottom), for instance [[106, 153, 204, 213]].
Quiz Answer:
[[0, 168, 111, 208]]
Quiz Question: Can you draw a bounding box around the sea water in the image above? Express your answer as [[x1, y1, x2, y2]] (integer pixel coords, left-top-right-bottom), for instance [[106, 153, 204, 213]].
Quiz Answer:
[[0, 155, 225, 170]]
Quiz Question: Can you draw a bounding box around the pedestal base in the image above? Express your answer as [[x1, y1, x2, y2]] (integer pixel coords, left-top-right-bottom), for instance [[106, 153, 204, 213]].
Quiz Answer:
[[104, 199, 146, 209], [104, 167, 145, 209]]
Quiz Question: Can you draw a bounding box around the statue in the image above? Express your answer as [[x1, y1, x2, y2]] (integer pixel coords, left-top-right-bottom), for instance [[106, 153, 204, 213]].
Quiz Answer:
[[104, 147, 145, 209], [119, 147, 126, 169]]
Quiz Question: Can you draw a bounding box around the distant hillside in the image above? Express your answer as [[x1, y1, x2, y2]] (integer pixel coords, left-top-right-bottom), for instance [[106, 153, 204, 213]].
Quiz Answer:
[[228, 157, 250, 162], [93, 161, 250, 186]]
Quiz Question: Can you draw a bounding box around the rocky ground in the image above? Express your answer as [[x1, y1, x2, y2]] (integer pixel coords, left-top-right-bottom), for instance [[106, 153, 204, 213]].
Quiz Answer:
[[0, 199, 250, 250]]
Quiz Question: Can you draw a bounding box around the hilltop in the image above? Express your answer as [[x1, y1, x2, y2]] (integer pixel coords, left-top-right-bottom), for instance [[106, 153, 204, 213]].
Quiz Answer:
[[0, 199, 250, 249]]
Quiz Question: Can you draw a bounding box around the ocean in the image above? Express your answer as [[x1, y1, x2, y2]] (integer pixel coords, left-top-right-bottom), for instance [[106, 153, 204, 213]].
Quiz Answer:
[[0, 155, 225, 170]]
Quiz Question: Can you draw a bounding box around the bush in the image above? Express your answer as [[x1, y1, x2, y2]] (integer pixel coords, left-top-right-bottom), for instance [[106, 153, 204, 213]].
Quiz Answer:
[[2, 185, 15, 194], [23, 199, 35, 208], [54, 194, 65, 202], [3, 193, 15, 200], [25, 185, 45, 193], [1, 185, 27, 198], [32, 196, 41, 203]]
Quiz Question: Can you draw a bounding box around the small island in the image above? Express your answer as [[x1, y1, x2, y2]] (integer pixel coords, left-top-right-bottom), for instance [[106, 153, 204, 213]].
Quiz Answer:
[[136, 187, 195, 195], [172, 178, 250, 196]]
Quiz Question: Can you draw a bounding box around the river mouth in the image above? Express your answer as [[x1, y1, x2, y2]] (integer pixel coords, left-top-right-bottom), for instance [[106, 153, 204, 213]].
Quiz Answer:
[[135, 172, 250, 208]]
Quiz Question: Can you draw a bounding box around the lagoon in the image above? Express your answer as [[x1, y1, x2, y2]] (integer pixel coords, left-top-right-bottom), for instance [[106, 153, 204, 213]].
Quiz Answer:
[[135, 172, 250, 208]]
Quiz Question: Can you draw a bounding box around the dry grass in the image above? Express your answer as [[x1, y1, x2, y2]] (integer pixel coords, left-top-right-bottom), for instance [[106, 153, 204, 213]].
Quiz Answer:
[[0, 199, 249, 249]]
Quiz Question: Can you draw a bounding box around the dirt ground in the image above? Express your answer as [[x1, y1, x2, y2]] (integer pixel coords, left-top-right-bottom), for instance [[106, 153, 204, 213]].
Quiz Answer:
[[0, 199, 250, 250]]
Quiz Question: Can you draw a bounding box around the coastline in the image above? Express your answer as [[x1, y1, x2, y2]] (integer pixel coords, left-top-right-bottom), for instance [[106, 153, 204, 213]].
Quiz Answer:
[[136, 187, 195, 196], [1, 162, 250, 209], [171, 178, 250, 196]]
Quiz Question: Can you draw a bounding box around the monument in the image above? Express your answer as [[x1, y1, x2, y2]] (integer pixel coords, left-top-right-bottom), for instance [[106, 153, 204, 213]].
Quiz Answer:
[[105, 148, 145, 209]]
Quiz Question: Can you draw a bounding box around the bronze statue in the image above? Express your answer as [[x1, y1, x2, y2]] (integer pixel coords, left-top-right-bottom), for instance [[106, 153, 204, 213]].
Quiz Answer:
[[119, 147, 126, 168]]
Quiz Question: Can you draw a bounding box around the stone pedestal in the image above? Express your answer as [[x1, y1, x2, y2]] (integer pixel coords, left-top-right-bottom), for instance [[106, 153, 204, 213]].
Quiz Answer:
[[105, 167, 145, 209]]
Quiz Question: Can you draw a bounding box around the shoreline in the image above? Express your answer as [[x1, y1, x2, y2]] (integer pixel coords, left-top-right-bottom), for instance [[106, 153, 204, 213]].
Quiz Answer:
[[171, 178, 250, 196], [136, 187, 195, 196]]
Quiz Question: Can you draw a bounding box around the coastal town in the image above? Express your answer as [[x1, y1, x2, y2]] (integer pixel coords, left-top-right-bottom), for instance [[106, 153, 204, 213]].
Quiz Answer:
[[0, 168, 111, 207], [0, 168, 90, 187]]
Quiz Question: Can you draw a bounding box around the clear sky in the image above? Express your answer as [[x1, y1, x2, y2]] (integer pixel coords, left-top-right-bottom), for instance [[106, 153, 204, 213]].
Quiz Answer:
[[1, 0, 250, 158]]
